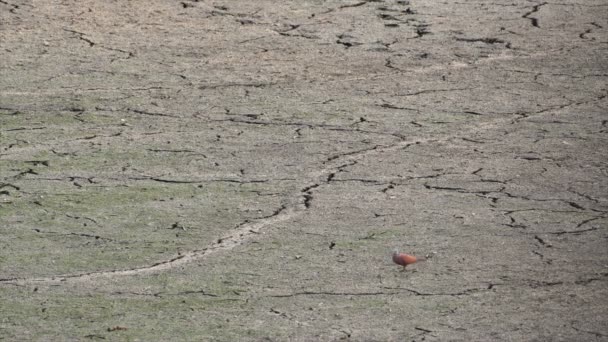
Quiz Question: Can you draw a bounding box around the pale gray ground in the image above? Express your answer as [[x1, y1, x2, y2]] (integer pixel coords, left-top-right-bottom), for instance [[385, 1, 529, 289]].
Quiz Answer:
[[1, 0, 607, 341]]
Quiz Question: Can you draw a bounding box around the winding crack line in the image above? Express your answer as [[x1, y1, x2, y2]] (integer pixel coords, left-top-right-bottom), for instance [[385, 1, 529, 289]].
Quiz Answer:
[[1, 205, 299, 285], [522, 2, 547, 28], [395, 87, 473, 97], [129, 108, 178, 118], [0, 141, 427, 285], [62, 28, 135, 58], [0, 109, 569, 284], [270, 291, 396, 297], [209, 117, 404, 139], [270, 286, 487, 298]]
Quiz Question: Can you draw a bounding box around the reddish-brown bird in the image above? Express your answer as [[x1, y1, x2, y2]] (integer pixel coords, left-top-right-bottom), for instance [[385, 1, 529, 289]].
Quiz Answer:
[[392, 250, 418, 270]]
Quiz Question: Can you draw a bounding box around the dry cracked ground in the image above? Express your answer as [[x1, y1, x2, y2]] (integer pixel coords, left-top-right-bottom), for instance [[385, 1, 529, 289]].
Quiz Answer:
[[1, 0, 607, 341]]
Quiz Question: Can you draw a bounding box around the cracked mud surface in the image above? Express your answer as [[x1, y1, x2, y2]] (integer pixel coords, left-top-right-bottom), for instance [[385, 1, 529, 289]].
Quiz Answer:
[[1, 0, 607, 340]]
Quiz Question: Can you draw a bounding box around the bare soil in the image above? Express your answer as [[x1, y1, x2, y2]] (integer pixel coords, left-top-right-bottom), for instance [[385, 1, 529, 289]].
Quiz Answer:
[[1, 0, 607, 340]]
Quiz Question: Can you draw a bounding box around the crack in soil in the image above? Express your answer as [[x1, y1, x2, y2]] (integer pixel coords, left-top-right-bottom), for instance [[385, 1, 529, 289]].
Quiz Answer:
[[522, 2, 547, 28], [272, 285, 489, 299], [62, 28, 135, 59], [0, 205, 298, 284], [31, 228, 113, 242], [0, 107, 591, 284], [571, 325, 607, 338]]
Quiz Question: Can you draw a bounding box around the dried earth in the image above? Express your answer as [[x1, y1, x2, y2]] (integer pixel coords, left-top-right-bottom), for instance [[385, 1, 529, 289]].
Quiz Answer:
[[1, 0, 607, 341]]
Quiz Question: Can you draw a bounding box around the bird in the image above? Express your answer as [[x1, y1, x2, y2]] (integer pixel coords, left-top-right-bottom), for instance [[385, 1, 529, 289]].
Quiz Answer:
[[392, 250, 418, 270]]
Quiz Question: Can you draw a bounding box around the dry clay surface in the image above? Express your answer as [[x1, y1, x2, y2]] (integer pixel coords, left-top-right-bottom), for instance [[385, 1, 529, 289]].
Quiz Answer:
[[1, 0, 607, 340]]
